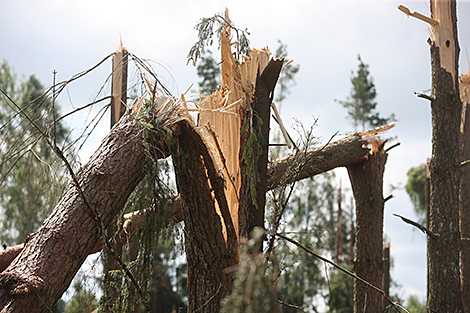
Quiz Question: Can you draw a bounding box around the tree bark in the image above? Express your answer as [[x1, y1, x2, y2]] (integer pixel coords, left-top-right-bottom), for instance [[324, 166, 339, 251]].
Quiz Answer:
[[460, 69, 470, 313], [267, 133, 370, 190], [0, 113, 165, 312], [347, 145, 387, 313], [382, 242, 390, 312], [0, 130, 372, 273], [427, 1, 463, 312], [171, 120, 238, 313], [239, 58, 283, 239]]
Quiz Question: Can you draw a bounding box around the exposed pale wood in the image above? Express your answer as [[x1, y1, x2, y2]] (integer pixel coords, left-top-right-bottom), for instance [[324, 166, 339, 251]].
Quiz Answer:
[[171, 119, 238, 313], [197, 12, 272, 240], [430, 0, 458, 88], [0, 128, 376, 273], [111, 47, 128, 127], [397, 5, 438, 26], [271, 102, 294, 148], [460, 68, 470, 313]]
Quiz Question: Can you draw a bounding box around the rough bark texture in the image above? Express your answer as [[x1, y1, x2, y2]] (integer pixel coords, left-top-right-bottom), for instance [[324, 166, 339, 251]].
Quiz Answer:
[[239, 58, 283, 239], [347, 146, 387, 313], [172, 120, 238, 313], [0, 131, 371, 273], [427, 1, 463, 312], [267, 133, 369, 190], [0, 113, 159, 312], [382, 242, 390, 312], [460, 70, 470, 313]]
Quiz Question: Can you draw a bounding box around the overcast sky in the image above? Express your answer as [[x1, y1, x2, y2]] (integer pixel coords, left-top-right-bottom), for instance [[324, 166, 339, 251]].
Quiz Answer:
[[3, 0, 470, 307]]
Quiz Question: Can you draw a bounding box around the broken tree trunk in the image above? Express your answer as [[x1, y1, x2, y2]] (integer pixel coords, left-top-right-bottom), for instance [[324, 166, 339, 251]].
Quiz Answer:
[[427, 0, 463, 311], [238, 57, 283, 239], [0, 129, 372, 273], [172, 120, 238, 313], [399, 2, 463, 310], [0, 111, 171, 312], [347, 140, 387, 313], [460, 68, 470, 312], [197, 13, 282, 241], [180, 13, 282, 309], [110, 46, 128, 127], [107, 45, 128, 312]]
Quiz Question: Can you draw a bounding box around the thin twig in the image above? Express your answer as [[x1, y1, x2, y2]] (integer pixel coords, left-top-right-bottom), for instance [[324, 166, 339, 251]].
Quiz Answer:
[[194, 283, 222, 313], [53, 96, 112, 124], [415, 92, 433, 101], [384, 194, 394, 203], [385, 142, 401, 152], [276, 233, 409, 313], [277, 299, 306, 312]]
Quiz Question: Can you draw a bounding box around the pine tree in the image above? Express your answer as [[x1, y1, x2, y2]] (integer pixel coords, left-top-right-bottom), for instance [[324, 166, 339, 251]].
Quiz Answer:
[[405, 164, 427, 222], [274, 40, 299, 110], [196, 50, 220, 96], [0, 60, 70, 245], [338, 55, 393, 131]]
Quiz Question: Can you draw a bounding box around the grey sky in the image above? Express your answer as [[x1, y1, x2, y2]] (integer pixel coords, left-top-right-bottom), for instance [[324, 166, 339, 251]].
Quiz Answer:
[[3, 0, 470, 306]]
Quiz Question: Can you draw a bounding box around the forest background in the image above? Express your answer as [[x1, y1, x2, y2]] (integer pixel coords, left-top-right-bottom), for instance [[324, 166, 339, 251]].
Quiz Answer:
[[2, 0, 470, 306]]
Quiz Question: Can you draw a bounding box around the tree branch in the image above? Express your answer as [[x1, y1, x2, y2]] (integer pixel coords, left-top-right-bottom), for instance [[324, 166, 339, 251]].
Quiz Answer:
[[0, 130, 373, 272], [393, 214, 439, 239], [276, 233, 409, 313]]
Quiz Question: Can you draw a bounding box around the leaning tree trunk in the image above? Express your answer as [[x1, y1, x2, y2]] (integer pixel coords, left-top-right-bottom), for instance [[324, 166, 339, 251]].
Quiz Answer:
[[0, 130, 372, 273], [347, 143, 387, 313], [427, 0, 463, 312], [172, 120, 238, 313], [0, 113, 167, 312]]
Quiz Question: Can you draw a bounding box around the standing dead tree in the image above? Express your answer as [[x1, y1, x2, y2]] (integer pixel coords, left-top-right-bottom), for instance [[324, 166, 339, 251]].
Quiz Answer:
[[347, 132, 388, 313], [399, 1, 463, 311]]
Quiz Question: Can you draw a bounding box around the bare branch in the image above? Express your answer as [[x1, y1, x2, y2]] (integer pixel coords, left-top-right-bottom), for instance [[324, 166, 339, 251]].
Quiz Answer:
[[393, 214, 438, 239], [276, 233, 409, 313]]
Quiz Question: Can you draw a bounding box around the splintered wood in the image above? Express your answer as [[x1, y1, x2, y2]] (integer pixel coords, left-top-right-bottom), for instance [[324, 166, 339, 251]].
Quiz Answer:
[[197, 12, 271, 240], [430, 0, 458, 86], [359, 122, 396, 152], [111, 46, 128, 126]]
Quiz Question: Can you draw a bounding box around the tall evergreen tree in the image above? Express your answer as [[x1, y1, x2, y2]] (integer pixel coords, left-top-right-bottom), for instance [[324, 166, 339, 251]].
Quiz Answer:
[[405, 164, 427, 222], [0, 60, 69, 245], [338, 55, 393, 131], [274, 40, 299, 110], [197, 50, 220, 96]]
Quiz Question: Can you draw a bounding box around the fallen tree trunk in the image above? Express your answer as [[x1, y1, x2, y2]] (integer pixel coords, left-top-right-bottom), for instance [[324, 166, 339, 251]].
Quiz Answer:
[[0, 130, 371, 272], [0, 112, 172, 312]]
